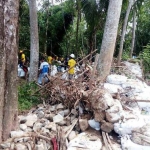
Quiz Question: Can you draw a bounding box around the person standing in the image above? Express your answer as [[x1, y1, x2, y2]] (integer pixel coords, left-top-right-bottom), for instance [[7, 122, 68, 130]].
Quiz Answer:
[[38, 57, 50, 85], [19, 50, 28, 79], [68, 54, 76, 80]]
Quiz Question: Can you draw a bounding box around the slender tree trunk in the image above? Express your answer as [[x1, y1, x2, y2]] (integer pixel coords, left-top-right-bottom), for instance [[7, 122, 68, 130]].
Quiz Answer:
[[29, 0, 39, 81], [0, 0, 5, 142], [97, 0, 123, 81], [0, 0, 19, 142], [117, 0, 134, 65], [75, 0, 80, 56], [130, 7, 136, 58], [44, 1, 50, 54]]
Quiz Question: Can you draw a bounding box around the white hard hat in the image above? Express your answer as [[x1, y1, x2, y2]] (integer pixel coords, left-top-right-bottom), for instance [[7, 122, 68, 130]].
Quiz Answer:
[[70, 54, 75, 58]]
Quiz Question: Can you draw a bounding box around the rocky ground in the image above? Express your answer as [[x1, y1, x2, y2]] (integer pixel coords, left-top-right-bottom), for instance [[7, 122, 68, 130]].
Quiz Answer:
[[1, 61, 150, 150]]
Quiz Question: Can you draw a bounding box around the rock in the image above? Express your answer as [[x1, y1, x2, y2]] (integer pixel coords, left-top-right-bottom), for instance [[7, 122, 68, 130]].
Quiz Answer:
[[68, 131, 76, 141], [10, 131, 27, 138], [58, 110, 65, 117], [20, 124, 27, 131], [79, 119, 88, 131], [35, 142, 45, 150], [0, 142, 11, 149], [64, 109, 70, 116], [57, 120, 67, 126], [90, 89, 114, 111], [53, 114, 64, 123], [49, 105, 56, 112], [101, 121, 114, 133], [25, 114, 38, 127], [45, 122, 57, 132], [15, 143, 27, 150], [33, 122, 43, 132], [94, 110, 105, 122], [41, 127, 50, 134], [14, 137, 25, 143], [37, 111, 45, 119], [88, 119, 100, 130], [56, 103, 64, 110], [45, 113, 55, 121]]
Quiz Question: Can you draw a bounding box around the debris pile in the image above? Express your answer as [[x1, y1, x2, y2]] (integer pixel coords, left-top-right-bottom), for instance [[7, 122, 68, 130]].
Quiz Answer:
[[1, 61, 150, 150]]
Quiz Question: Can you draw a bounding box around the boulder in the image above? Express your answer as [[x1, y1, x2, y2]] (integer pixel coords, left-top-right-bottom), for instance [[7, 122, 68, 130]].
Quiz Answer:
[[20, 124, 27, 131], [101, 121, 114, 133], [15, 143, 27, 150], [90, 89, 114, 111], [94, 110, 105, 122], [25, 114, 38, 127], [79, 119, 88, 131]]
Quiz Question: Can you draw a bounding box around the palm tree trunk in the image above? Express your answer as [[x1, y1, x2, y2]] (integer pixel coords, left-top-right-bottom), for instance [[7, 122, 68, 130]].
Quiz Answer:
[[97, 0, 123, 81], [117, 0, 134, 65], [130, 7, 136, 58], [29, 0, 39, 81]]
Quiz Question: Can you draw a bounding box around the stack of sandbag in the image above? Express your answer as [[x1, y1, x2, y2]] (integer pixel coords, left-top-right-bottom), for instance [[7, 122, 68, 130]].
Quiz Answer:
[[123, 61, 143, 78], [131, 124, 150, 146]]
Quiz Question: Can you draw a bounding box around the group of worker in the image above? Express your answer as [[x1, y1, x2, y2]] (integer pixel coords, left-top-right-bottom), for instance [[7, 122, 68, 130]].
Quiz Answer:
[[19, 50, 77, 84]]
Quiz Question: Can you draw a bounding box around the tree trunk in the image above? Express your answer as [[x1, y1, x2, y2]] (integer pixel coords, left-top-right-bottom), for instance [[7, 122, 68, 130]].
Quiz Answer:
[[117, 0, 134, 65], [0, 0, 19, 142], [97, 0, 123, 81], [130, 7, 136, 58], [75, 0, 80, 56], [29, 0, 39, 81]]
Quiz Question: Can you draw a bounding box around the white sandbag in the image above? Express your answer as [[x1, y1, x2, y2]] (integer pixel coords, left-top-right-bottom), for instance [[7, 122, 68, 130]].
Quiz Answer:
[[50, 65, 58, 76], [67, 132, 102, 150], [61, 72, 68, 80], [114, 117, 147, 136], [122, 79, 147, 93], [106, 74, 127, 85], [104, 83, 124, 94], [121, 135, 150, 150], [131, 124, 150, 146], [123, 61, 143, 78]]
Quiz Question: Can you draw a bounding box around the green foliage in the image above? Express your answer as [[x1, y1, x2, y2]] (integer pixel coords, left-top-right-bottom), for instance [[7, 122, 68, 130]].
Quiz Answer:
[[122, 49, 130, 61], [18, 82, 41, 111], [139, 43, 150, 73]]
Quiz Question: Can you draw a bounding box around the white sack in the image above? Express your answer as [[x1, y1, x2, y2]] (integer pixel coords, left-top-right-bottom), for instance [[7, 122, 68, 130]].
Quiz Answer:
[[121, 135, 150, 150], [104, 83, 124, 94], [123, 61, 143, 78], [67, 132, 102, 150], [106, 74, 127, 85]]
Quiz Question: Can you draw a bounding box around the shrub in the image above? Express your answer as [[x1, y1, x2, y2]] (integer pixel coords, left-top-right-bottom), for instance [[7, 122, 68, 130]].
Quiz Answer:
[[139, 43, 150, 73], [18, 81, 41, 111]]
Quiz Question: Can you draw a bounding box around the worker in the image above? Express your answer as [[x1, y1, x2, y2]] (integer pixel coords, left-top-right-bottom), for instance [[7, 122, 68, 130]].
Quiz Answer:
[[68, 54, 76, 80], [19, 50, 28, 79], [47, 55, 53, 65], [38, 57, 50, 85], [19, 50, 26, 64]]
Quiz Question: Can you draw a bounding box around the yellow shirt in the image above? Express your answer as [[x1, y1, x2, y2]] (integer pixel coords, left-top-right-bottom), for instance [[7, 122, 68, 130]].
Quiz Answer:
[[68, 59, 76, 74], [47, 56, 53, 64], [21, 53, 25, 63]]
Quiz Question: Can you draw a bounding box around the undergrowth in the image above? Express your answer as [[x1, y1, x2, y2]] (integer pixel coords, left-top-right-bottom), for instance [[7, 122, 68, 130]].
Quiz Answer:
[[18, 81, 41, 111]]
